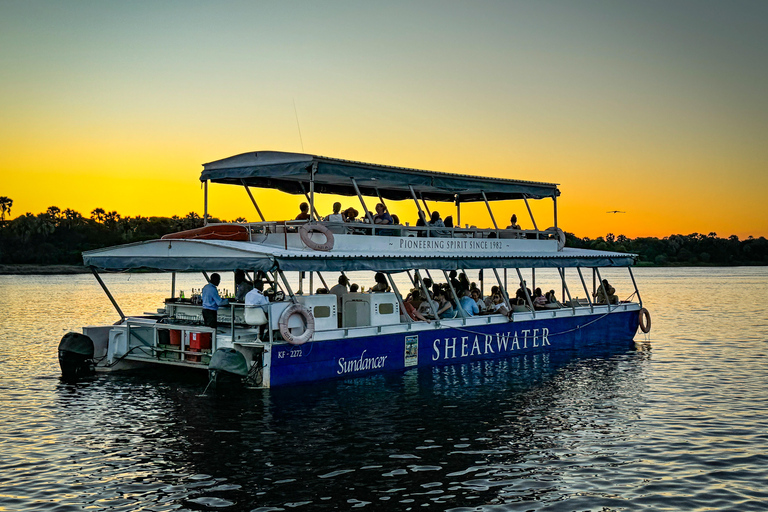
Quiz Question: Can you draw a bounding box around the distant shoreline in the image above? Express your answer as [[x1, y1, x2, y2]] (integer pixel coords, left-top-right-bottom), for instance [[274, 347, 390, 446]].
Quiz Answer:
[[0, 264, 91, 275]]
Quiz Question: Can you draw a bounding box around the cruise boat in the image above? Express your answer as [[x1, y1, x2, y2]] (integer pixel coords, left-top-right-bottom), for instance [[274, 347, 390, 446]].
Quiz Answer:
[[59, 151, 651, 387]]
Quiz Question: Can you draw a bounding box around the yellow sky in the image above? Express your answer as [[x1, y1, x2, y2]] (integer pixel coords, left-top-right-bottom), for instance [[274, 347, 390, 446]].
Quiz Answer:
[[2, 1, 767, 239]]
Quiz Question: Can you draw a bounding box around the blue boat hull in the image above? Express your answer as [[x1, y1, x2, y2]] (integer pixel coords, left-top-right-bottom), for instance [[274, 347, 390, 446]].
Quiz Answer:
[[269, 309, 640, 387]]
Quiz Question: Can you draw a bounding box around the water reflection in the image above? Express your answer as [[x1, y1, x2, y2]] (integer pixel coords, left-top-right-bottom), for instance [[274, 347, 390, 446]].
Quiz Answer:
[[42, 342, 645, 510]]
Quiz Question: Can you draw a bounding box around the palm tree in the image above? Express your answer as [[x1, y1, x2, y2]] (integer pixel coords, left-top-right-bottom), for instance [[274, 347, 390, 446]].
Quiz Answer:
[[91, 208, 106, 223], [0, 196, 12, 221]]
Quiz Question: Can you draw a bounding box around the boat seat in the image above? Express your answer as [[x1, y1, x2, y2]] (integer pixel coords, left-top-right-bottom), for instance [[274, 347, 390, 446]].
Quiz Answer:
[[511, 304, 530, 312], [244, 306, 268, 326]]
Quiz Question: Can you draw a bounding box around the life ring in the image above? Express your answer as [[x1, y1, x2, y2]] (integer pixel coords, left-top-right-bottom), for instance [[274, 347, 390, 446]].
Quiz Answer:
[[545, 227, 566, 251], [299, 223, 335, 251], [639, 307, 652, 333], [278, 303, 315, 345]]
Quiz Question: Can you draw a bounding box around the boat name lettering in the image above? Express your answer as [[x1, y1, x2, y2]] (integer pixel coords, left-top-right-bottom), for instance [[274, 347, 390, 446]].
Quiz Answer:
[[431, 329, 550, 361], [399, 239, 503, 251], [337, 350, 388, 375]]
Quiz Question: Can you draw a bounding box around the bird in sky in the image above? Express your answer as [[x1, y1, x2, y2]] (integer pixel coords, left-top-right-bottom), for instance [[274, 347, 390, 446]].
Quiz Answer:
[[606, 210, 626, 214]]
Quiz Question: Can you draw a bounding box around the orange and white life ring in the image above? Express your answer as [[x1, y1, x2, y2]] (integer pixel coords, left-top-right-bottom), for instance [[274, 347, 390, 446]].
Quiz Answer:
[[639, 307, 652, 333], [545, 227, 566, 251], [299, 223, 335, 251], [278, 303, 315, 345]]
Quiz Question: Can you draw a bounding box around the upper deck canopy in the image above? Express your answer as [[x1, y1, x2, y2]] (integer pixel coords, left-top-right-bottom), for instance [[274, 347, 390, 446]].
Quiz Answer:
[[200, 151, 560, 202]]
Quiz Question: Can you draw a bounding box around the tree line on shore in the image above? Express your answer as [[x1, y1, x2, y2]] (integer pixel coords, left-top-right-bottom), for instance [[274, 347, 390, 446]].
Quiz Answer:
[[0, 203, 766, 266]]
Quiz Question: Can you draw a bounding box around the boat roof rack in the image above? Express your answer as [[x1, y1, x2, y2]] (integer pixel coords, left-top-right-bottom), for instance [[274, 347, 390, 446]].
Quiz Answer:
[[200, 151, 560, 202]]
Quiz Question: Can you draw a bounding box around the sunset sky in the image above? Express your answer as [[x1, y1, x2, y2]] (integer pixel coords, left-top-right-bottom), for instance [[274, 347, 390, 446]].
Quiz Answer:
[[1, 0, 766, 239]]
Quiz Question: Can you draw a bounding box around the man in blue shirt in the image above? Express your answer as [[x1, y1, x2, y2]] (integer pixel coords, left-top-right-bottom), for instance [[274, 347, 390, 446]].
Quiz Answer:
[[202, 273, 229, 328], [458, 287, 479, 317]]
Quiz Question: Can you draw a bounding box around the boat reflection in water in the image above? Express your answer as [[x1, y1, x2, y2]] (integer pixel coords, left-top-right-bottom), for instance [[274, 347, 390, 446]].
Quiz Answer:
[[53, 337, 648, 510]]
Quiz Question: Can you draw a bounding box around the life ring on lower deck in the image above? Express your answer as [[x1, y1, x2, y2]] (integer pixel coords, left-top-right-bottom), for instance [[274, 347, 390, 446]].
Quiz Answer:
[[545, 227, 566, 251], [278, 303, 315, 345], [639, 307, 652, 333], [299, 223, 335, 251]]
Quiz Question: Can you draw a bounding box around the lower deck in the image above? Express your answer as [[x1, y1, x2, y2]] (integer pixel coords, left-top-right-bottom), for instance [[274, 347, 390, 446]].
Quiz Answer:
[[86, 301, 641, 387]]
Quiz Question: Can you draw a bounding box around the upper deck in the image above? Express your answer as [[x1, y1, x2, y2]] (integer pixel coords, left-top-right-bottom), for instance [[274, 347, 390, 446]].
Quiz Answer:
[[82, 150, 637, 271]]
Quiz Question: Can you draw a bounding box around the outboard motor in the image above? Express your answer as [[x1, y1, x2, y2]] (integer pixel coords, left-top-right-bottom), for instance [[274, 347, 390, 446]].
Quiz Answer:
[[58, 332, 95, 380], [208, 348, 248, 390]]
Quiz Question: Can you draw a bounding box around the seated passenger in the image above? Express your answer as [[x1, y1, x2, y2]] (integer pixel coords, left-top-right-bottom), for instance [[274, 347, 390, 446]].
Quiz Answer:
[[533, 287, 547, 308], [403, 291, 431, 323], [349, 283, 360, 293], [373, 203, 395, 236], [516, 281, 532, 303], [428, 211, 449, 237], [316, 287, 329, 294], [489, 293, 510, 316], [296, 202, 311, 221], [470, 288, 486, 313], [329, 275, 349, 305], [415, 212, 428, 237], [458, 288, 479, 317], [245, 280, 268, 307], [484, 285, 500, 310], [507, 214, 521, 230], [434, 289, 455, 319], [324, 202, 344, 223], [594, 279, 619, 304], [371, 272, 390, 293]]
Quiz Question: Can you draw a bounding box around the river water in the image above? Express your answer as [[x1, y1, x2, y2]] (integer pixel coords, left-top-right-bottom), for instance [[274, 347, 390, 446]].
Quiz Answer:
[[1, 267, 767, 511]]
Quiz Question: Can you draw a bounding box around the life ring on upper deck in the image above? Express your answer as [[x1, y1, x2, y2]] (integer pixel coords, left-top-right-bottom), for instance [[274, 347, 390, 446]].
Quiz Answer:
[[299, 223, 335, 251], [639, 307, 652, 333], [278, 303, 315, 345], [545, 227, 566, 251]]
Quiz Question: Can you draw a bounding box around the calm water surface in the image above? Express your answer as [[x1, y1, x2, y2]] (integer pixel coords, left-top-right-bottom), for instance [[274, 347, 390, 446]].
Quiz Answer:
[[1, 267, 767, 511]]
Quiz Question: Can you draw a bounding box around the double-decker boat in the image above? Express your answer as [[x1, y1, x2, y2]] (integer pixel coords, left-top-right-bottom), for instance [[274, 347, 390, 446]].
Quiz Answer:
[[58, 151, 651, 387]]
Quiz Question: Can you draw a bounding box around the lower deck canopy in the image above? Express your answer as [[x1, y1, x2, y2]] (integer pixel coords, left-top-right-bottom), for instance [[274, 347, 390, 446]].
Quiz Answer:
[[83, 239, 637, 272]]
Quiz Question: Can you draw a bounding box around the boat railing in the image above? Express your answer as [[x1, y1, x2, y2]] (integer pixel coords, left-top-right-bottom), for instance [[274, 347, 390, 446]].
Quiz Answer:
[[211, 220, 559, 242]]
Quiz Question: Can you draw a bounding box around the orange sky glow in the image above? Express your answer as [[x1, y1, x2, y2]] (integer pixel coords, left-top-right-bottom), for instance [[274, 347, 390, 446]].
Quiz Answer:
[[2, 1, 767, 239]]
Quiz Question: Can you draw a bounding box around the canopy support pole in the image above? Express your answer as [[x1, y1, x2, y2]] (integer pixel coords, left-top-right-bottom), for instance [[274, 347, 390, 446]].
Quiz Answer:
[[90, 267, 125, 321], [523, 195, 539, 233], [481, 191, 499, 233], [414, 269, 439, 321], [442, 270, 467, 318], [386, 273, 411, 323], [241, 181, 266, 222], [277, 270, 298, 304], [553, 195, 558, 229], [513, 267, 535, 317], [203, 180, 209, 226], [594, 267, 612, 312], [456, 194, 461, 227], [316, 271, 329, 291], [171, 272, 176, 299], [492, 268, 512, 312], [309, 272, 314, 295], [298, 182, 320, 221], [310, 162, 317, 222], [628, 267, 642, 307], [576, 268, 594, 313], [558, 268, 576, 314], [351, 178, 373, 225]]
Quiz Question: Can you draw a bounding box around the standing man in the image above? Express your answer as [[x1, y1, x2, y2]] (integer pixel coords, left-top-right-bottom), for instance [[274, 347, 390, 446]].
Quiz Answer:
[[202, 273, 229, 329]]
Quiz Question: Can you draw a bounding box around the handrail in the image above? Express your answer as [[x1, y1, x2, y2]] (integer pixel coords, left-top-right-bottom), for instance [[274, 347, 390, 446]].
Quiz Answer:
[[207, 220, 558, 241]]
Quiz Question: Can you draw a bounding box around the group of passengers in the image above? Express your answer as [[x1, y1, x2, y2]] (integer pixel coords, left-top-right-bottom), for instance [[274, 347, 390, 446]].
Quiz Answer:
[[295, 202, 528, 238]]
